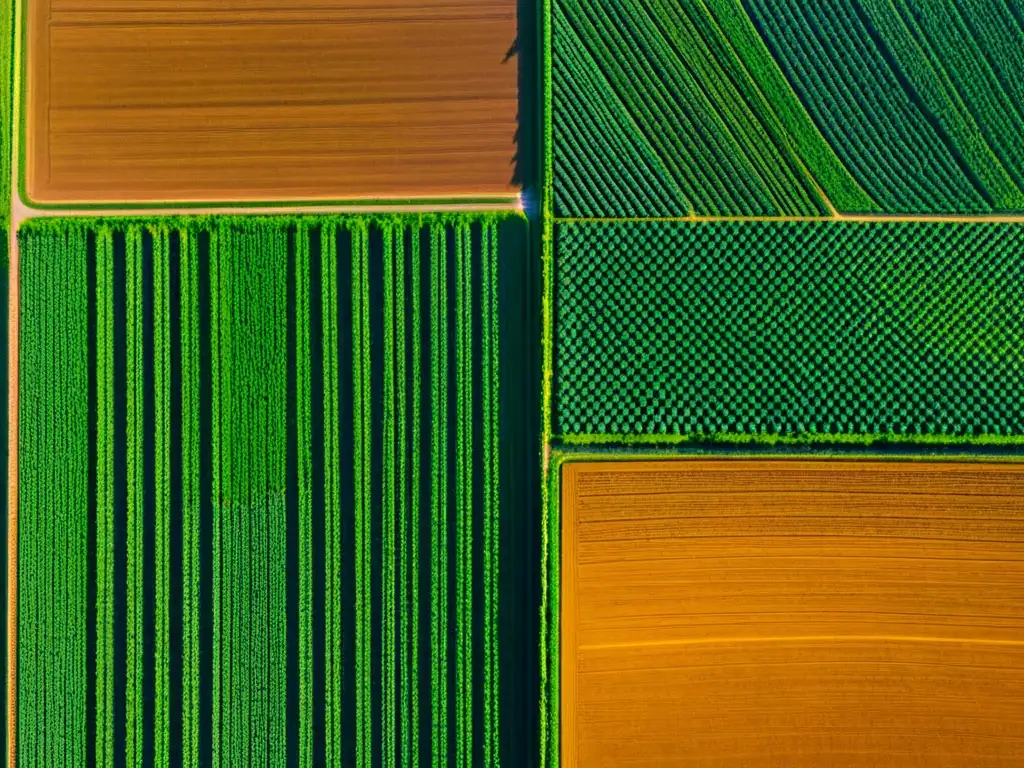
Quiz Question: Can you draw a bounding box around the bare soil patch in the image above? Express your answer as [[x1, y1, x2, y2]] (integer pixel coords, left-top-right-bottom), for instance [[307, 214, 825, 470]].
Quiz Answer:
[[562, 459, 1024, 766], [26, 0, 518, 203]]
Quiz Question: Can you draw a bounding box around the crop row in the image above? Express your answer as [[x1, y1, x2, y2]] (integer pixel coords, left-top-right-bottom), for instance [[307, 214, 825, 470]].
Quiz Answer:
[[1, 0, 10, 216], [552, 0, 834, 218], [553, 0, 1024, 216], [17, 213, 523, 767]]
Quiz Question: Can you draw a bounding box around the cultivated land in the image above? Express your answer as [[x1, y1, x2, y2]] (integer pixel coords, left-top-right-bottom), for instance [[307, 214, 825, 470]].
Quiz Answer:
[[553, 219, 1024, 443], [552, 0, 1024, 217], [13, 214, 528, 767], [561, 460, 1024, 767], [7, 0, 531, 761], [541, 3, 1024, 764], [26, 0, 519, 204], [8, 0, 1024, 766]]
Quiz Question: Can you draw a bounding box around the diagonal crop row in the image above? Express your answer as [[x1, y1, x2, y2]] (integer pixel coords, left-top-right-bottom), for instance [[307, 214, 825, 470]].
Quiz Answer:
[[553, 0, 1024, 216]]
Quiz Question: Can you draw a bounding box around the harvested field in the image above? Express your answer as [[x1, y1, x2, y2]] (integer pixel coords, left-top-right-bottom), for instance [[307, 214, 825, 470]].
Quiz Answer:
[[553, 220, 1024, 442], [14, 213, 537, 767], [561, 459, 1024, 767], [26, 0, 519, 204]]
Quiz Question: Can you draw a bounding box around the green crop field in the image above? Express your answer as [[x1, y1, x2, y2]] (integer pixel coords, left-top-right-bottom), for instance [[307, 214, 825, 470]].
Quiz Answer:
[[1, 0, 11, 217], [553, 219, 1024, 443], [552, 0, 1024, 217], [16, 213, 538, 768]]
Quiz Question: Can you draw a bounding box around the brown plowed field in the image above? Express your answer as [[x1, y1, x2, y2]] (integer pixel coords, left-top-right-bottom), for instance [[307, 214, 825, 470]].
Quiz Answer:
[[26, 0, 518, 203], [561, 460, 1024, 767]]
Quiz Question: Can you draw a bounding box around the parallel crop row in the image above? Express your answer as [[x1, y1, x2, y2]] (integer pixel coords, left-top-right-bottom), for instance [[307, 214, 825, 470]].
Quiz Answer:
[[553, 0, 1024, 216], [744, 0, 1024, 213], [0, 0, 10, 215], [17, 213, 521, 767], [552, 0, 835, 217], [18, 226, 90, 766]]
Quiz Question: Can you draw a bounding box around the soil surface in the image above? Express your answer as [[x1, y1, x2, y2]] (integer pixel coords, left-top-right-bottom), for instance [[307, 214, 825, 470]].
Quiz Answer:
[[561, 459, 1024, 767], [27, 0, 519, 203]]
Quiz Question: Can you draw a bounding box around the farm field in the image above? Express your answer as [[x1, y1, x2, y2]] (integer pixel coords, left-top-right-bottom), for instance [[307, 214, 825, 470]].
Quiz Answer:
[[1, 0, 10, 215], [25, 0, 519, 204], [544, 1, 1024, 765], [15, 213, 537, 767], [560, 460, 1024, 767], [552, 0, 1024, 217], [6, 0, 1024, 765], [553, 219, 1024, 443]]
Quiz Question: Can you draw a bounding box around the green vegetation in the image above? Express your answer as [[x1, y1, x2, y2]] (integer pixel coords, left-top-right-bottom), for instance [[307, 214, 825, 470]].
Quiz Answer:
[[553, 0, 1024, 216], [553, 0, 831, 217], [1, 0, 11, 216], [209, 220, 290, 767], [18, 225, 90, 767], [543, 3, 1024, 765], [17, 212, 520, 766], [95, 226, 114, 768], [744, 0, 1024, 213], [179, 228, 201, 768], [554, 219, 1024, 442]]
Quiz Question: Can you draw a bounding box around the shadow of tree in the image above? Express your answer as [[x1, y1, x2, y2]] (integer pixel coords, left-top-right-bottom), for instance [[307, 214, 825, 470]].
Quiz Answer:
[[508, 0, 540, 212]]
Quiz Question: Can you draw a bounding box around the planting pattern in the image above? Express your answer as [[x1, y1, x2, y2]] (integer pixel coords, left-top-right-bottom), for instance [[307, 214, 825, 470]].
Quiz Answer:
[[554, 220, 1024, 441], [552, 0, 1024, 216], [1, 0, 10, 216], [17, 214, 533, 767]]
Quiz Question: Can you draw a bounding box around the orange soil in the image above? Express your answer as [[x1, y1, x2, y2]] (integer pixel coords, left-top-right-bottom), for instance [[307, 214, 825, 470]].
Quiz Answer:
[[561, 460, 1024, 767], [26, 0, 519, 204]]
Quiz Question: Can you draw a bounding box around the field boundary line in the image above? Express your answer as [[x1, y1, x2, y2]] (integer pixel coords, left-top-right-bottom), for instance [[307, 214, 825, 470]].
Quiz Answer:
[[539, 0, 556, 759], [17, 199, 523, 217], [544, 447, 1024, 767], [551, 448, 1024, 466], [554, 433, 1024, 448]]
